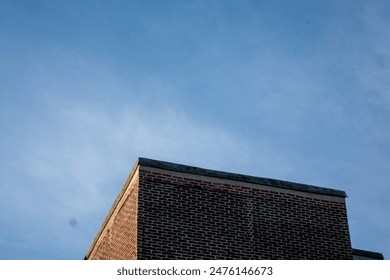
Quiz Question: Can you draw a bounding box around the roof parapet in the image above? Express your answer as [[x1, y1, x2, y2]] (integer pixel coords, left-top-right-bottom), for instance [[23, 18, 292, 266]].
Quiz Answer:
[[138, 157, 347, 198]]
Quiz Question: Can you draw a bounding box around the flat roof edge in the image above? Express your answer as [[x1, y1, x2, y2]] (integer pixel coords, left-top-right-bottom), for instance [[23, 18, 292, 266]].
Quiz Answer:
[[138, 157, 347, 198], [352, 248, 384, 260]]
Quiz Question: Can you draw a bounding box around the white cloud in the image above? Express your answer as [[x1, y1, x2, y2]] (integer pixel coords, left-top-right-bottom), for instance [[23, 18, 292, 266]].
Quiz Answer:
[[357, 4, 390, 109], [2, 83, 270, 258], [2, 3, 390, 258]]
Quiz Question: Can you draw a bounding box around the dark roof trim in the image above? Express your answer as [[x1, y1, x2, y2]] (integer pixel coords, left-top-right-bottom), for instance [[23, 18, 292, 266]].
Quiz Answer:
[[352, 249, 384, 260], [138, 157, 347, 198]]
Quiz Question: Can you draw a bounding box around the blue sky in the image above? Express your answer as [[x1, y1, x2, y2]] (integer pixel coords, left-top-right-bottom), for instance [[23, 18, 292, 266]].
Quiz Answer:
[[0, 0, 389, 259]]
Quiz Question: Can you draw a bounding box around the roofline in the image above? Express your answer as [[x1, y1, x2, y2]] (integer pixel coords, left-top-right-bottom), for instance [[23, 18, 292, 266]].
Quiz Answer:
[[84, 160, 140, 259], [138, 157, 347, 198], [352, 248, 384, 260], [85, 157, 348, 259]]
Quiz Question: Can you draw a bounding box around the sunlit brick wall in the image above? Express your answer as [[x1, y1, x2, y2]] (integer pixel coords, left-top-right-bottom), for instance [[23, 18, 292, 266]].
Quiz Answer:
[[87, 171, 139, 260]]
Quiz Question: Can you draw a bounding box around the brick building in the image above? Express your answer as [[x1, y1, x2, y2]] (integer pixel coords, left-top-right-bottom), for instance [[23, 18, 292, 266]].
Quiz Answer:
[[85, 158, 383, 260]]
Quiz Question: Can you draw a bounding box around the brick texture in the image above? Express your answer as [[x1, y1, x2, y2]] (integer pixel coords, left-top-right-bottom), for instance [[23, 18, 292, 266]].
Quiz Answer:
[[87, 172, 139, 260], [86, 160, 352, 260], [137, 169, 352, 260]]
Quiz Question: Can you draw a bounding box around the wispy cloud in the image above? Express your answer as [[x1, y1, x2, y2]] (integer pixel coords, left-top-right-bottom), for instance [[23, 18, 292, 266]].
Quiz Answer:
[[0, 50, 273, 258], [1, 0, 390, 259], [357, 2, 390, 109]]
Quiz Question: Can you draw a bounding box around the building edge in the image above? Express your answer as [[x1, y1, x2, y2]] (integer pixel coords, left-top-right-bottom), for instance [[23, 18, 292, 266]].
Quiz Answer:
[[352, 248, 384, 260], [138, 157, 347, 198], [85, 157, 349, 259], [84, 158, 141, 259]]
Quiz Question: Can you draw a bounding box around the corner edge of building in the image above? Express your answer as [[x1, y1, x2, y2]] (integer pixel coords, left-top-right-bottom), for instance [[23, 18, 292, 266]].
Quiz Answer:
[[84, 158, 141, 260]]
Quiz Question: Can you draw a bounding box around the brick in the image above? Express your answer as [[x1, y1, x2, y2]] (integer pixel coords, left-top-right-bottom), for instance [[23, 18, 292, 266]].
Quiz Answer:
[[85, 158, 353, 260]]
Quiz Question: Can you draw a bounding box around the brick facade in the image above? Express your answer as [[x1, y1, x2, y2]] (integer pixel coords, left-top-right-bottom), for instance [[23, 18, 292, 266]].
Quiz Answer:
[[85, 158, 353, 260], [87, 168, 139, 259]]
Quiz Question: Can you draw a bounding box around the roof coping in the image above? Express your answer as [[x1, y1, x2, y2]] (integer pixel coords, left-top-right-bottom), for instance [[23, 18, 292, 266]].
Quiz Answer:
[[352, 248, 384, 260], [138, 157, 347, 198]]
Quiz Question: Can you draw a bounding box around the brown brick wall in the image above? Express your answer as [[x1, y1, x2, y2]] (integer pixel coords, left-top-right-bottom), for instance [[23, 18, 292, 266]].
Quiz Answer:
[[87, 171, 139, 260], [137, 167, 352, 259], [86, 160, 352, 260]]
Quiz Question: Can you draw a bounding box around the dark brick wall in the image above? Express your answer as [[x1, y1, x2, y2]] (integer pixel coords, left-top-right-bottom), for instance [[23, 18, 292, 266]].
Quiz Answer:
[[86, 159, 353, 260], [137, 168, 352, 260]]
